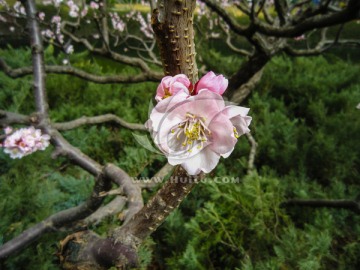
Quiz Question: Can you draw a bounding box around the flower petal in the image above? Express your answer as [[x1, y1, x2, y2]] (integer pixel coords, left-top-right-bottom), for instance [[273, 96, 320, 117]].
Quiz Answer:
[[169, 146, 220, 175]]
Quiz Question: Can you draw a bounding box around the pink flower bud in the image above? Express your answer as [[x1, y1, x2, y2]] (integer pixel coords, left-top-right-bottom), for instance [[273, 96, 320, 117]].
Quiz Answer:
[[155, 74, 191, 102], [194, 71, 228, 95]]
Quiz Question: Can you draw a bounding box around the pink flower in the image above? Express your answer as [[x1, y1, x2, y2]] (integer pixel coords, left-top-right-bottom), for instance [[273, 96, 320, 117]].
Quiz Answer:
[[4, 127, 13, 135], [194, 71, 228, 95], [1, 127, 50, 159], [294, 34, 306, 41], [146, 89, 251, 175], [155, 74, 192, 102], [90, 1, 99, 9], [38, 12, 45, 21], [51, 15, 61, 24]]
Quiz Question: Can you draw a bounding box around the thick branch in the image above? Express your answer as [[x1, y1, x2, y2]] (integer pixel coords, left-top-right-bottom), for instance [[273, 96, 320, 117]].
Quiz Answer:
[[49, 128, 103, 176], [104, 164, 143, 223], [22, 0, 48, 118], [226, 51, 270, 100], [112, 166, 202, 246], [60, 167, 202, 269], [137, 163, 174, 189], [0, 110, 32, 126], [229, 68, 264, 104], [152, 0, 198, 82], [83, 196, 127, 226]]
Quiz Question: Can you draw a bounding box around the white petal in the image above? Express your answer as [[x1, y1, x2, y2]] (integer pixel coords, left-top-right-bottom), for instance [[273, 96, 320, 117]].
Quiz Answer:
[[169, 146, 220, 175]]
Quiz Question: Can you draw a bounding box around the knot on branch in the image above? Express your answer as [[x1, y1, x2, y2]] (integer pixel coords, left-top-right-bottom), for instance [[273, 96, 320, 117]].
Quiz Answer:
[[59, 231, 138, 270], [31, 44, 43, 54]]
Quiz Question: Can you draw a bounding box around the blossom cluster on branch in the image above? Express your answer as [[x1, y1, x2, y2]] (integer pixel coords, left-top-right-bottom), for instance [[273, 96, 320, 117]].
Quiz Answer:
[[146, 72, 252, 175], [0, 127, 50, 159]]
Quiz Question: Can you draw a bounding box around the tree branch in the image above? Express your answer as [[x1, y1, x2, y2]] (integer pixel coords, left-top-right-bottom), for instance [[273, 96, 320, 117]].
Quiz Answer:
[[229, 68, 264, 104], [255, 0, 360, 37], [22, 0, 48, 120], [82, 196, 127, 226], [0, 110, 32, 126], [0, 170, 112, 259], [226, 51, 270, 100], [0, 59, 162, 83], [104, 164, 143, 223], [152, 0, 198, 83], [53, 114, 146, 131], [246, 132, 257, 174], [59, 167, 203, 269]]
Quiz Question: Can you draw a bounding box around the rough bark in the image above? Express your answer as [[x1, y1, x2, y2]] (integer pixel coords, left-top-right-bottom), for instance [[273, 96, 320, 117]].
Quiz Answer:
[[152, 0, 198, 83]]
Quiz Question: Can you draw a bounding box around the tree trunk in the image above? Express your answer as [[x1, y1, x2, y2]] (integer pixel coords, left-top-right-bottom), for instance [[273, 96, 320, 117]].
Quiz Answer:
[[60, 1, 201, 269]]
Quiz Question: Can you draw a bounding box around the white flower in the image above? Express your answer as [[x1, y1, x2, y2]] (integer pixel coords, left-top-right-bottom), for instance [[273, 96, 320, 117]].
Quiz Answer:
[[146, 89, 251, 175], [1, 127, 51, 159], [65, 45, 74, 54]]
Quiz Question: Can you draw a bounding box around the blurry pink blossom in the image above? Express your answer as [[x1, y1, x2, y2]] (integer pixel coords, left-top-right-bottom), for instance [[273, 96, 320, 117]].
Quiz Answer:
[[51, 15, 61, 24], [146, 89, 251, 175], [90, 1, 99, 9], [4, 127, 13, 135], [294, 34, 306, 41], [38, 12, 45, 21], [110, 12, 125, 32], [67, 0, 79, 17], [81, 7, 88, 17], [42, 29, 55, 38], [136, 12, 154, 39], [1, 127, 51, 159], [194, 71, 228, 95], [155, 74, 192, 102]]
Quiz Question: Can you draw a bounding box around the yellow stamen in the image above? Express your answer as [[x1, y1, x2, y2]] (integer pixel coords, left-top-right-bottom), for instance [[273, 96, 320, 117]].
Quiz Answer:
[[233, 126, 239, 139]]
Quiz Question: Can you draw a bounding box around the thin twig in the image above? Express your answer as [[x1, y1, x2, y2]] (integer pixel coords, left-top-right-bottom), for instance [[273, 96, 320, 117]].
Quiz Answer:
[[0, 59, 162, 83], [53, 114, 146, 131], [246, 133, 257, 174]]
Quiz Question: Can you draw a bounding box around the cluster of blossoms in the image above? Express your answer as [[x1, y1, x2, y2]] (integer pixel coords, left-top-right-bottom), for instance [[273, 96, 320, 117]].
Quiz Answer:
[[110, 12, 126, 33], [146, 72, 252, 175], [0, 127, 51, 159], [136, 12, 154, 39], [66, 0, 80, 18]]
